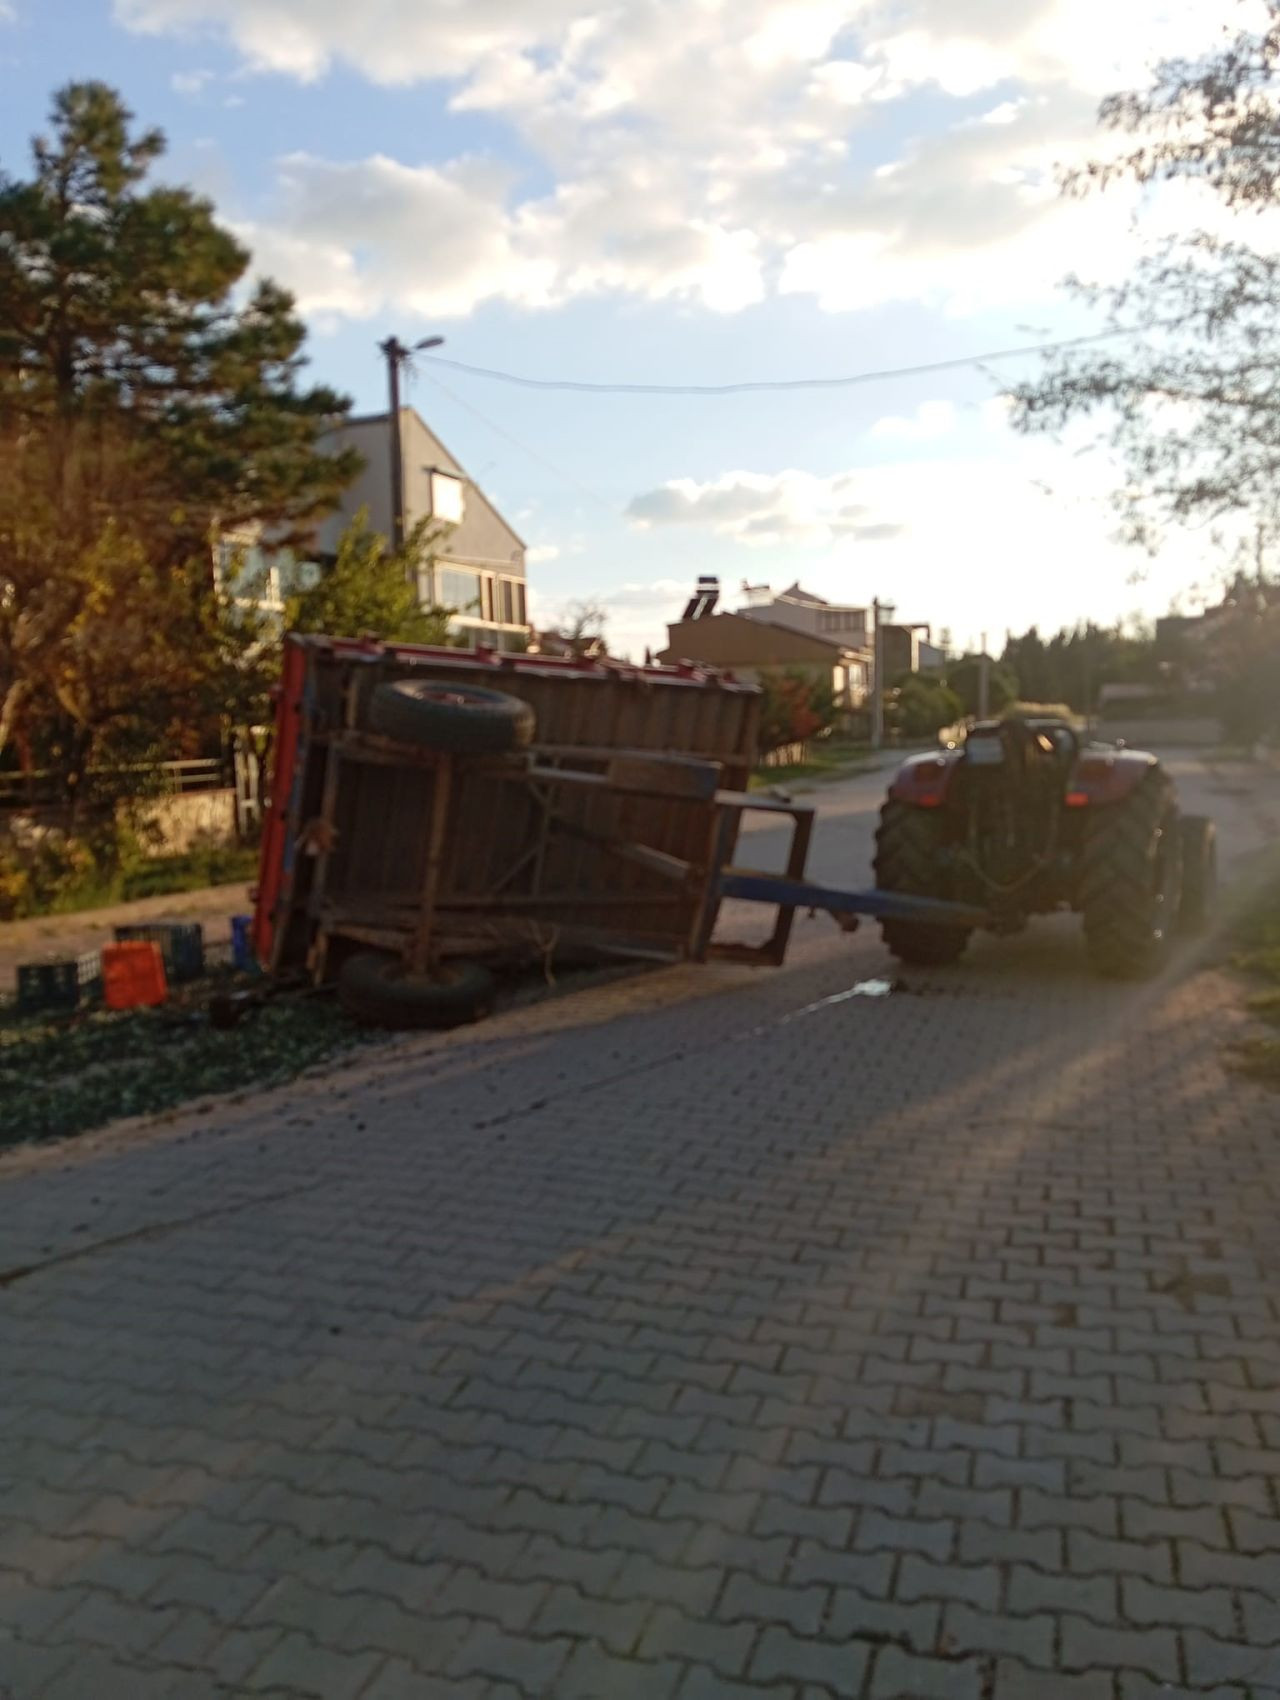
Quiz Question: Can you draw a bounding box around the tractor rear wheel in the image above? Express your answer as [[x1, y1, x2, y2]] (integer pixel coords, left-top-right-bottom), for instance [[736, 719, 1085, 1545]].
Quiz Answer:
[[1080, 769, 1181, 980], [874, 800, 971, 967]]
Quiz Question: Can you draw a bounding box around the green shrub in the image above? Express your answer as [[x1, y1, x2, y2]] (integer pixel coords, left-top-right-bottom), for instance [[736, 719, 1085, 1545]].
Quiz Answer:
[[0, 827, 257, 921], [891, 678, 964, 739]]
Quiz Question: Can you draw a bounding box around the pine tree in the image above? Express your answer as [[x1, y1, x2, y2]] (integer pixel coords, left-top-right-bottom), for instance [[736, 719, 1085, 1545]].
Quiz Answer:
[[0, 81, 357, 550]]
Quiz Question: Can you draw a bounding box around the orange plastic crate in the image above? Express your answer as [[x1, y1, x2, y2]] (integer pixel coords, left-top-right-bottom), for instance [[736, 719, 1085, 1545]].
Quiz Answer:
[[102, 940, 168, 1010]]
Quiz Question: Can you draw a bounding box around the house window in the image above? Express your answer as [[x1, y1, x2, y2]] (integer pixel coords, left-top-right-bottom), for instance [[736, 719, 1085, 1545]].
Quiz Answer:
[[499, 579, 517, 625], [277, 556, 322, 597], [427, 471, 465, 525], [480, 576, 495, 622], [515, 583, 527, 626], [438, 567, 484, 614], [820, 609, 864, 636]]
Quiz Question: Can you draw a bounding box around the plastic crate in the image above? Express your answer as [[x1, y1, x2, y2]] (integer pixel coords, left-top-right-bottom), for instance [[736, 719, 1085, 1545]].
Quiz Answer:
[[16, 953, 100, 1014], [230, 915, 257, 973], [112, 922, 205, 984], [103, 941, 168, 1010]]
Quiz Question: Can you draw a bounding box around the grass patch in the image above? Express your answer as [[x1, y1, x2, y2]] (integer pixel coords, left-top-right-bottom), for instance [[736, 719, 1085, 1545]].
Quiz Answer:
[[1226, 865, 1280, 1085], [751, 741, 879, 791], [0, 980, 370, 1147], [42, 843, 259, 916]]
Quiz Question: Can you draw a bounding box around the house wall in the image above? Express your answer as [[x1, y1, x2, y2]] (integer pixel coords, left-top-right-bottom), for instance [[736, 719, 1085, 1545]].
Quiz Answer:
[[917, 640, 946, 673], [881, 626, 915, 678], [316, 417, 393, 545], [741, 596, 870, 648], [659, 615, 865, 708], [2, 791, 238, 859], [662, 614, 837, 669], [315, 410, 529, 649]]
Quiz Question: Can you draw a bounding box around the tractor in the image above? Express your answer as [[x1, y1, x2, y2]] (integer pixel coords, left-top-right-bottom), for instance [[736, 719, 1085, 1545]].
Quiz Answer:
[[873, 716, 1217, 979]]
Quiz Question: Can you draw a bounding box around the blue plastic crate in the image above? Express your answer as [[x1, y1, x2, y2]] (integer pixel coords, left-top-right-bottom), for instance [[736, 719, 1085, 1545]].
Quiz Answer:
[[230, 914, 257, 973]]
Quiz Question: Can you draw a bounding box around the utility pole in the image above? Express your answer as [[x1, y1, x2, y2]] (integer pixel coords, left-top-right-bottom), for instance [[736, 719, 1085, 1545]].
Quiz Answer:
[[871, 598, 895, 749], [979, 631, 991, 720], [378, 334, 444, 553]]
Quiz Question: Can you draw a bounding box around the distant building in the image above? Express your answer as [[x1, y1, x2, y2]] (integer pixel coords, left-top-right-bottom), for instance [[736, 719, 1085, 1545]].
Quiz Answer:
[[659, 579, 870, 708], [883, 623, 946, 678], [316, 408, 530, 651], [738, 581, 871, 650]]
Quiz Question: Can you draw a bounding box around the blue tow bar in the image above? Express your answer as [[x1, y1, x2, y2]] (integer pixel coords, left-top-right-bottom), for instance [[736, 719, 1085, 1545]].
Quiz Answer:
[[717, 870, 989, 930]]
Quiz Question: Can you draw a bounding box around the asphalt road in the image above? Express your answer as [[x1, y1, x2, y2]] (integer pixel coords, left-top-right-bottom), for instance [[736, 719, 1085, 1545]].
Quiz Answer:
[[3, 748, 1280, 1700]]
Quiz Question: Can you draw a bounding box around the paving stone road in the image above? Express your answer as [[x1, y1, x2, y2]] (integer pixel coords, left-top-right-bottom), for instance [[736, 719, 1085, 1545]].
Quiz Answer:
[[3, 753, 1280, 1699]]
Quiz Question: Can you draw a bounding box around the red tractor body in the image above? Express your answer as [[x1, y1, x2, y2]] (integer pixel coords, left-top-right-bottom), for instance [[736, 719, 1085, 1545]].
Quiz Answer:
[[874, 717, 1215, 978]]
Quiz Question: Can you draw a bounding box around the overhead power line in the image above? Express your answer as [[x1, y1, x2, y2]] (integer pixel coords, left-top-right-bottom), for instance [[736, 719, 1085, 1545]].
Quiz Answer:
[[419, 325, 1138, 398], [415, 368, 617, 512]]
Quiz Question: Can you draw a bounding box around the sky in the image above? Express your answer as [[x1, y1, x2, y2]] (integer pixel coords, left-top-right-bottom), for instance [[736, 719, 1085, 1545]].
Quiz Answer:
[[0, 0, 1261, 658]]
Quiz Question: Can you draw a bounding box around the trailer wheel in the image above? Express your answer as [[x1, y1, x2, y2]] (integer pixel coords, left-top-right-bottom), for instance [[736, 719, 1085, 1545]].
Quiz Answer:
[[1080, 770, 1181, 980], [874, 800, 971, 967], [1178, 814, 1217, 935], [370, 680, 535, 755], [338, 952, 495, 1030]]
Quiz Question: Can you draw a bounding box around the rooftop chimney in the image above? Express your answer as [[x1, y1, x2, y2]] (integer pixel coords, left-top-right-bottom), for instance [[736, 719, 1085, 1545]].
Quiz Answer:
[[681, 575, 720, 621]]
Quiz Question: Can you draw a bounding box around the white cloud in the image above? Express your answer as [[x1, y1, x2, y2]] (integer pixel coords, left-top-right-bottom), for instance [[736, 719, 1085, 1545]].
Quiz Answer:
[[623, 437, 1225, 651], [604, 577, 693, 611], [870, 400, 959, 442], [171, 67, 214, 94], [527, 574, 689, 660], [241, 150, 764, 317], [119, 0, 1249, 319], [627, 470, 907, 549], [526, 544, 561, 564], [599, 577, 692, 662], [238, 152, 548, 319]]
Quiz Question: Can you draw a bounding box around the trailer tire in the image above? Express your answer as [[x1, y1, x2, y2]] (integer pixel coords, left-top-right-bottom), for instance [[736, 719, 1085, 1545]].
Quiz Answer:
[[369, 680, 535, 755], [1081, 769, 1181, 980], [338, 953, 495, 1029], [1178, 814, 1217, 935], [874, 800, 971, 967]]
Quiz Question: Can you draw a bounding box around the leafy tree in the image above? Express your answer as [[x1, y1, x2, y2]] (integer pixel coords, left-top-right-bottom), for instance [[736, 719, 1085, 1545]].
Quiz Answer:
[[0, 81, 366, 841], [0, 419, 205, 805], [757, 668, 838, 754], [890, 677, 964, 739], [944, 655, 1017, 719], [286, 509, 454, 646], [555, 600, 610, 658], [0, 82, 357, 551], [1001, 620, 1162, 712], [1203, 576, 1280, 742], [1008, 4, 1280, 562]]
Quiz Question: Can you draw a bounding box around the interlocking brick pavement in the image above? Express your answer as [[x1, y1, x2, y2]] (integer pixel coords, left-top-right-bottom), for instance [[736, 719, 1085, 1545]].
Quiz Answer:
[[3, 756, 1280, 1698]]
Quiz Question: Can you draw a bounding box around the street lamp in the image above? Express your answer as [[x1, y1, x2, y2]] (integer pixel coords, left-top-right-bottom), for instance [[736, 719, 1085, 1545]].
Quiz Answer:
[[378, 334, 444, 552]]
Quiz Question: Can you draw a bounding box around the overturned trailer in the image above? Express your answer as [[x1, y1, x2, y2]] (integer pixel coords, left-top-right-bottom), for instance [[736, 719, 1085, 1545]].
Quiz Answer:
[[252, 635, 986, 1026]]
